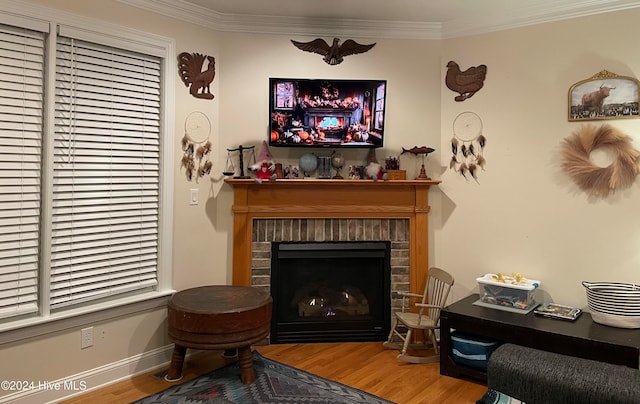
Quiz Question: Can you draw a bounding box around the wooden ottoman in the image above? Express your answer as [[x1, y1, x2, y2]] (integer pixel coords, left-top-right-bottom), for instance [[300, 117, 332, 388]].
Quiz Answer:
[[166, 285, 272, 384]]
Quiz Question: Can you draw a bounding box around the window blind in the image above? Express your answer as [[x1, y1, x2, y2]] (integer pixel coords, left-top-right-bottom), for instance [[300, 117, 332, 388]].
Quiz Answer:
[[0, 24, 44, 319], [51, 36, 161, 308]]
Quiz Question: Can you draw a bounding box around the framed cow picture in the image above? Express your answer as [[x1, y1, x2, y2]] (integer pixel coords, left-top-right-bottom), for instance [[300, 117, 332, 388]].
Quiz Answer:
[[568, 70, 640, 121]]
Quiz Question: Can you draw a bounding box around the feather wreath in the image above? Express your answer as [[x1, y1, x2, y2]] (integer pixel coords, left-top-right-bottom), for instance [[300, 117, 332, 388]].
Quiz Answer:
[[561, 124, 640, 198]]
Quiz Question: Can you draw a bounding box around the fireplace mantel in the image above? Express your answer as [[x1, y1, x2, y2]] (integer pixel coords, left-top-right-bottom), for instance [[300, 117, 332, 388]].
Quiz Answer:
[[225, 179, 440, 295]]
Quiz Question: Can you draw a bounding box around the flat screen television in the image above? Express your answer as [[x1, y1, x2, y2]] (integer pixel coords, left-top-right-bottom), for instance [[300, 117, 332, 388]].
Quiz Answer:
[[269, 78, 387, 148]]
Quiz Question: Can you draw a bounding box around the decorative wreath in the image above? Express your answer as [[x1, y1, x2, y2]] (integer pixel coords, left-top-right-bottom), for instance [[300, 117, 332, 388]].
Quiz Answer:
[[561, 124, 640, 198]]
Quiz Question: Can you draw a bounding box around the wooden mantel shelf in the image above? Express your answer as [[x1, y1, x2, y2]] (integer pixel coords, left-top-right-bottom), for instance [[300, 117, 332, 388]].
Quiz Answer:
[[225, 179, 441, 186], [224, 178, 440, 216], [224, 178, 441, 293]]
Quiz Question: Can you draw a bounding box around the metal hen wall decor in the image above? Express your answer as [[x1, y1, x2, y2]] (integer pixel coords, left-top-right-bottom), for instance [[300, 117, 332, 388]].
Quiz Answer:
[[291, 38, 376, 65], [177, 52, 216, 99], [445, 61, 487, 102]]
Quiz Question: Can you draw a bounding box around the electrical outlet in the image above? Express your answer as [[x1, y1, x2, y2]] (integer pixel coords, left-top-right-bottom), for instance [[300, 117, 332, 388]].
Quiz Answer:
[[189, 188, 198, 205], [81, 327, 94, 349]]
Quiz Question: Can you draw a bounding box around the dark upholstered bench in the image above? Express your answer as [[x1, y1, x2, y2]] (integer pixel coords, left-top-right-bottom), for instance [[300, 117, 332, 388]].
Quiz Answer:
[[480, 343, 640, 404]]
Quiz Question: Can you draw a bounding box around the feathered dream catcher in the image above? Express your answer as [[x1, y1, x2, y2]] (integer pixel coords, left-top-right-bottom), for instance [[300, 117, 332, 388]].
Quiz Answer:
[[181, 111, 212, 181], [449, 111, 487, 180], [561, 124, 639, 198], [177, 52, 216, 99]]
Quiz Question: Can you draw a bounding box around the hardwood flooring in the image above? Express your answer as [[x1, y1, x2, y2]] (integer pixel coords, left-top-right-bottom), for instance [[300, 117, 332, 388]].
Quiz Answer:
[[60, 342, 486, 404]]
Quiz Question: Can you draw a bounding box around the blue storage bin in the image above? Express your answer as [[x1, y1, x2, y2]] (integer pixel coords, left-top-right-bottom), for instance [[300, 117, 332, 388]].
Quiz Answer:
[[451, 332, 500, 369]]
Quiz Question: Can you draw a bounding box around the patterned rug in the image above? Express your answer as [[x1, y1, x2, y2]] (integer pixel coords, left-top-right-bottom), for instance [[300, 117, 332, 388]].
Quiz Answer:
[[132, 351, 395, 404]]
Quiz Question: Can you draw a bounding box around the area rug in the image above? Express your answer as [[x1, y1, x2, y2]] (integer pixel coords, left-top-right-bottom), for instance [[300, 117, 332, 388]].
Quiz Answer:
[[132, 351, 395, 404], [476, 388, 524, 404]]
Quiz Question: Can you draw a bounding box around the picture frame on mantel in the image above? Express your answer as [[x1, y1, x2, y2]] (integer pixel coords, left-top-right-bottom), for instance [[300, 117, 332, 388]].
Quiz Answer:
[[568, 70, 640, 121]]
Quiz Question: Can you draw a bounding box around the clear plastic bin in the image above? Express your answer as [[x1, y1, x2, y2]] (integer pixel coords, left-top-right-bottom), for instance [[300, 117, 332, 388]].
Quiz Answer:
[[476, 274, 540, 311]]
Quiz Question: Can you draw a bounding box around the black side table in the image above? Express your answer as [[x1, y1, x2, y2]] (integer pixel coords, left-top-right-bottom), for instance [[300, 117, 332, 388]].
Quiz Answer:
[[440, 294, 640, 381]]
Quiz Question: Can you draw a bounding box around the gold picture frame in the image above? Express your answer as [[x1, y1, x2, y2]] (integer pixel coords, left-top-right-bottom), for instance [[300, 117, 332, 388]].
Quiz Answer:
[[568, 70, 639, 121]]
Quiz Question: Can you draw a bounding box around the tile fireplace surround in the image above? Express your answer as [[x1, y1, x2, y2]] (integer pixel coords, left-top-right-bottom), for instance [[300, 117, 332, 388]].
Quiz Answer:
[[225, 179, 440, 306]]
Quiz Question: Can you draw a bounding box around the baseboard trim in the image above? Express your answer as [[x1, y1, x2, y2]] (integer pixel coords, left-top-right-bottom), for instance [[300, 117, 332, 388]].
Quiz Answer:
[[0, 344, 178, 404]]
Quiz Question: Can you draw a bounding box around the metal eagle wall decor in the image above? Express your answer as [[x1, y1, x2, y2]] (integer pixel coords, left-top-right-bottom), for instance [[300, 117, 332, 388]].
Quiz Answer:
[[177, 52, 216, 99], [291, 38, 376, 65]]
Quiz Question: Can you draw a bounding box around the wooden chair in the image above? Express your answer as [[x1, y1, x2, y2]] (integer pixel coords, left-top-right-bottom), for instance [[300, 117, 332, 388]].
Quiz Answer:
[[383, 267, 455, 363]]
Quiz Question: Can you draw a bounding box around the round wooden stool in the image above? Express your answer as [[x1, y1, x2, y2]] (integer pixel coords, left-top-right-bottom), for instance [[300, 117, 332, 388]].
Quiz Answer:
[[166, 285, 272, 384]]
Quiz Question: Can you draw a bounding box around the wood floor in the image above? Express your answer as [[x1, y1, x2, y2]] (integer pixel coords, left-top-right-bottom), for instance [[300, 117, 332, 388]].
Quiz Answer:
[[60, 342, 486, 404]]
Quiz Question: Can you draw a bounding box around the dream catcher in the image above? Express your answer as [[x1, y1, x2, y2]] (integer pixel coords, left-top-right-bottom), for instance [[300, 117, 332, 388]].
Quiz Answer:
[[450, 111, 487, 180], [181, 111, 212, 182]]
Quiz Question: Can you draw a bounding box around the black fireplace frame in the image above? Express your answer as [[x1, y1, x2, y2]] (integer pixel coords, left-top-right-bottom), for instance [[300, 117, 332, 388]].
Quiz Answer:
[[270, 240, 391, 344]]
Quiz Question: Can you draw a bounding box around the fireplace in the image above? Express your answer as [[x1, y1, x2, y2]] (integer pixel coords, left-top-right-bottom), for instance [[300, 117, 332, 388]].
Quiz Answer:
[[270, 241, 391, 343], [307, 107, 353, 141], [224, 178, 440, 343]]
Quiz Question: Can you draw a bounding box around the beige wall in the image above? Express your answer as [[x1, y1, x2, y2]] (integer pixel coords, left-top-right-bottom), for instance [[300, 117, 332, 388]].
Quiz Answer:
[[1, 0, 639, 398], [216, 32, 441, 174], [439, 10, 640, 305]]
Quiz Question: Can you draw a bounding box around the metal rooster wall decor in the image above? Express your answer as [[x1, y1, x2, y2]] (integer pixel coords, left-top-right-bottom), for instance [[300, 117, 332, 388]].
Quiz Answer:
[[445, 61, 487, 102], [291, 38, 376, 65], [177, 52, 216, 99]]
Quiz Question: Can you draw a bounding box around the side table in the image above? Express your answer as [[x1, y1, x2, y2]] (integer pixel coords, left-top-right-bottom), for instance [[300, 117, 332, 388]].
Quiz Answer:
[[440, 294, 640, 381], [166, 285, 272, 384]]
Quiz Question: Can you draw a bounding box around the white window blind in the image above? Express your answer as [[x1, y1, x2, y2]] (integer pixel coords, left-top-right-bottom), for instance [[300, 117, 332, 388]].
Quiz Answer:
[[52, 36, 161, 308], [0, 24, 45, 319]]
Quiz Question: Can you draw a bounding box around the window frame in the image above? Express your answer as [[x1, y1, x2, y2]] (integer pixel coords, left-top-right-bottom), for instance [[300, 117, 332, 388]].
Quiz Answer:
[[0, 2, 175, 344]]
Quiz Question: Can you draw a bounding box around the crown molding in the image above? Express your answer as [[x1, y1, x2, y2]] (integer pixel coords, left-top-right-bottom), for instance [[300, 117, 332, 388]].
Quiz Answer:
[[117, 0, 640, 40], [216, 14, 442, 40], [442, 0, 640, 38], [115, 0, 435, 40]]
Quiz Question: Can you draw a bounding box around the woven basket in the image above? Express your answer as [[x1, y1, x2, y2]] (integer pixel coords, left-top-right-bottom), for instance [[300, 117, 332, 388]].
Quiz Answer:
[[583, 281, 640, 328]]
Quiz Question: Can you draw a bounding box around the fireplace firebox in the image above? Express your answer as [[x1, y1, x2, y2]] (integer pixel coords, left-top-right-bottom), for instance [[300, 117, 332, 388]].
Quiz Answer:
[[270, 241, 391, 343]]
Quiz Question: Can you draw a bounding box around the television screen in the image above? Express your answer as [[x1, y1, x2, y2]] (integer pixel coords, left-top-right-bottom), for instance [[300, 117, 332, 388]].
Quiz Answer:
[[269, 78, 387, 148]]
